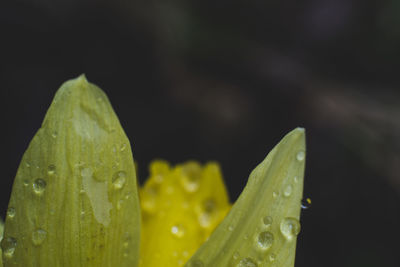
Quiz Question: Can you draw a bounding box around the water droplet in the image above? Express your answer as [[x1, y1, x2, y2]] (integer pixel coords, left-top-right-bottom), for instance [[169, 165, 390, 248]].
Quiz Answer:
[[7, 207, 15, 218], [23, 179, 30, 186], [269, 253, 276, 262], [187, 259, 204, 267], [198, 213, 212, 227], [294, 176, 299, 183], [112, 171, 127, 189], [301, 198, 312, 209], [262, 216, 273, 227], [237, 257, 257, 267], [257, 231, 274, 250], [280, 217, 301, 241], [48, 165, 56, 175], [33, 178, 46, 195], [171, 224, 185, 238], [51, 131, 58, 138], [180, 162, 201, 192], [81, 167, 112, 226], [32, 229, 47, 246], [272, 191, 278, 198], [25, 162, 31, 168], [203, 198, 216, 213], [228, 225, 234, 231], [283, 185, 293, 197], [296, 151, 305, 161], [233, 251, 240, 260], [1, 237, 17, 258], [120, 143, 127, 152]]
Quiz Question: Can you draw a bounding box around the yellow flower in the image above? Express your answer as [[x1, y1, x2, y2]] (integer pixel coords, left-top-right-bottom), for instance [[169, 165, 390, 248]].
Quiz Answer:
[[0, 75, 306, 267]]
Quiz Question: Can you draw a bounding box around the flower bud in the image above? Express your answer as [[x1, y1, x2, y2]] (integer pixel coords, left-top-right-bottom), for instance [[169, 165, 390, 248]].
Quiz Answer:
[[1, 75, 140, 267]]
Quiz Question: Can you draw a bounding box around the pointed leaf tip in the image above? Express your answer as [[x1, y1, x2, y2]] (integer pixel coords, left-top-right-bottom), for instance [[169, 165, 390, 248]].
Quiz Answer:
[[2, 77, 140, 266], [185, 128, 306, 267]]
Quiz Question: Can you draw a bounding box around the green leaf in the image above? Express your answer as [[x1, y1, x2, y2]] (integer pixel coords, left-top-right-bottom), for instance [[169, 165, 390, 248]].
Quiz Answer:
[[1, 218, 3, 267], [185, 128, 306, 267], [1, 75, 140, 267]]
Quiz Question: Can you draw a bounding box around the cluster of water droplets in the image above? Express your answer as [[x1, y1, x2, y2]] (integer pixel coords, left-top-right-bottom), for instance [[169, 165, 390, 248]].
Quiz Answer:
[[4, 155, 132, 259], [1, 162, 58, 259], [227, 149, 305, 266]]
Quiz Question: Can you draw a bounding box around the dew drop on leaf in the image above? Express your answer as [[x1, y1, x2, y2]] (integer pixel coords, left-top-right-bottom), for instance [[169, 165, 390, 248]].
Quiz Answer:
[[32, 229, 47, 246], [6, 207, 15, 218], [280, 217, 301, 241], [112, 171, 127, 189], [1, 237, 17, 258], [33, 178, 46, 195], [262, 216, 272, 227], [283, 184, 293, 197], [296, 151, 305, 161], [257, 231, 274, 250], [47, 165, 56, 175]]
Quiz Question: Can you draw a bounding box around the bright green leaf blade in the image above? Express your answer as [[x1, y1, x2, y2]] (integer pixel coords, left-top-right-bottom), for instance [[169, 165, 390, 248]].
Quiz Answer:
[[1, 75, 140, 267], [185, 128, 306, 267]]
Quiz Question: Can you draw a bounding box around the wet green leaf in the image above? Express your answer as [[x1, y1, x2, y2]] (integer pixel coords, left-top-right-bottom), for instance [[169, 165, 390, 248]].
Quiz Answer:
[[1, 75, 140, 267], [185, 128, 305, 267]]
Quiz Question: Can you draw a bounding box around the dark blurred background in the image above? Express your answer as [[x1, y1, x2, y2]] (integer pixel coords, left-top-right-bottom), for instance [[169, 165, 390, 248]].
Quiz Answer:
[[1, 0, 399, 266]]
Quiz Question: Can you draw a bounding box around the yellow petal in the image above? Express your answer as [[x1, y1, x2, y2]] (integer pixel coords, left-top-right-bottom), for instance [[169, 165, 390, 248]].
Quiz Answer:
[[139, 160, 231, 267], [1, 75, 140, 266], [185, 128, 306, 267]]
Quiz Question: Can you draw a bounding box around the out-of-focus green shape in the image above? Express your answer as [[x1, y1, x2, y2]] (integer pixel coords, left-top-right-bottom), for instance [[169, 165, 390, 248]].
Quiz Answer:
[[1, 75, 140, 267], [185, 128, 305, 267], [1, 218, 3, 267]]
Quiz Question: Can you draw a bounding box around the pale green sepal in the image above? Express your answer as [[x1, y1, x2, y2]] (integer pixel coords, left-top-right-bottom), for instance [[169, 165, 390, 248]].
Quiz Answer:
[[185, 128, 306, 267], [1, 75, 140, 267]]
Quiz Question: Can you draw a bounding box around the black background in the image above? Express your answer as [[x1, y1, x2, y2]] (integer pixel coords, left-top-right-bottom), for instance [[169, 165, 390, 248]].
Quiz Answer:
[[1, 1, 400, 266]]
